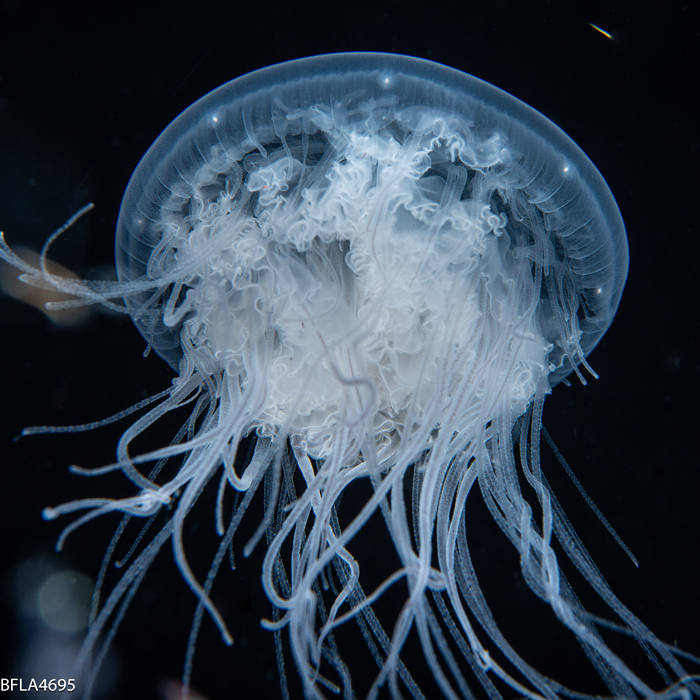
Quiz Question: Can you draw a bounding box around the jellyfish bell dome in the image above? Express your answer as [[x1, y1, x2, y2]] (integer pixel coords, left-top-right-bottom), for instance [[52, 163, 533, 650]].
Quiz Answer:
[[115, 52, 628, 400]]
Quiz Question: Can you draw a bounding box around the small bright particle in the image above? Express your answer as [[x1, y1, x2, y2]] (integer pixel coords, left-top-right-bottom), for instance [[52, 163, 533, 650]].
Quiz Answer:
[[588, 22, 613, 40]]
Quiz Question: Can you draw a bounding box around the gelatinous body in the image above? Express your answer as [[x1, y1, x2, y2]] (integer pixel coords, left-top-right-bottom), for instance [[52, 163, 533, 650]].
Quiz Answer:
[[2, 53, 695, 700]]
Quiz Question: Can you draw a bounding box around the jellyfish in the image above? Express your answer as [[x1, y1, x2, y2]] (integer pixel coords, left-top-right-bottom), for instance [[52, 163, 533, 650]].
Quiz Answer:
[[0, 52, 696, 700]]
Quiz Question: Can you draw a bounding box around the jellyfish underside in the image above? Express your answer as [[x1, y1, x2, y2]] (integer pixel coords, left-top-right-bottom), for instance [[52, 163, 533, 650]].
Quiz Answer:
[[1, 57, 697, 700]]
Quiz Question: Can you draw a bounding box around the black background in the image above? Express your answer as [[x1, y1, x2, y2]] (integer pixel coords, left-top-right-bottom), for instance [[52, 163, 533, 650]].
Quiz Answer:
[[0, 1, 698, 699]]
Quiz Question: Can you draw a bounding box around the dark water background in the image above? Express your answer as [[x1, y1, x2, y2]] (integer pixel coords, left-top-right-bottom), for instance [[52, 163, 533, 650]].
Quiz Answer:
[[0, 1, 698, 698]]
